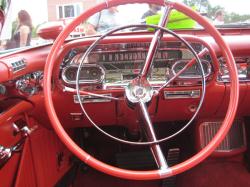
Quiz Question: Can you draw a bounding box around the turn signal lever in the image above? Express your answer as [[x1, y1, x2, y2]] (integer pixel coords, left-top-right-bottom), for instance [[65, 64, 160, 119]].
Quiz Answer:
[[0, 125, 36, 169]]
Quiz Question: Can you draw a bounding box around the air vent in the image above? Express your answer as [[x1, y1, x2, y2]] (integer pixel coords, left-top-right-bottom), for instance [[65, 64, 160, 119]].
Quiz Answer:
[[199, 120, 246, 154], [11, 59, 26, 72]]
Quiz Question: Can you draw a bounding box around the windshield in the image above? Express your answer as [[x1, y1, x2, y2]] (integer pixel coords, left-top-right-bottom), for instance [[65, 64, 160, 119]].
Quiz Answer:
[[0, 0, 249, 53]]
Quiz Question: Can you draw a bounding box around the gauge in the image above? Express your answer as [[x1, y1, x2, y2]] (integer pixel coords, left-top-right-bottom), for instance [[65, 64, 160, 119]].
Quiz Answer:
[[172, 60, 211, 79], [65, 68, 76, 81], [62, 64, 105, 84]]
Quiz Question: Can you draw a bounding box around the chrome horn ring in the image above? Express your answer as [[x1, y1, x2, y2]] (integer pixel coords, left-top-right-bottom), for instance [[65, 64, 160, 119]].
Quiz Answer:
[[76, 24, 206, 145]]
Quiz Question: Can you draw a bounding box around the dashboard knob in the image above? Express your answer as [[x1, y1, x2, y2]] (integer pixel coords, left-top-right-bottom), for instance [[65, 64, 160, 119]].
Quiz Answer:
[[15, 78, 37, 96], [0, 84, 6, 96], [16, 79, 28, 91]]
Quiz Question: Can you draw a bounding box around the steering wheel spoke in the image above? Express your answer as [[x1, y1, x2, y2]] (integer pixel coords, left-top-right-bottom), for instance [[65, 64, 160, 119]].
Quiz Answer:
[[157, 47, 209, 93], [140, 6, 173, 78], [138, 100, 169, 170]]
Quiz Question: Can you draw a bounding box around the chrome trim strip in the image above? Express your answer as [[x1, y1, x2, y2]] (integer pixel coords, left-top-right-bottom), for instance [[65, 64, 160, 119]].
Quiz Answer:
[[164, 90, 200, 99], [73, 94, 112, 103]]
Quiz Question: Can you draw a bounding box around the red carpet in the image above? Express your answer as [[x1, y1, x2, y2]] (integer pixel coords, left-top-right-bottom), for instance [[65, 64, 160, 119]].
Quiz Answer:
[[73, 169, 161, 187], [178, 158, 250, 187], [73, 158, 250, 187]]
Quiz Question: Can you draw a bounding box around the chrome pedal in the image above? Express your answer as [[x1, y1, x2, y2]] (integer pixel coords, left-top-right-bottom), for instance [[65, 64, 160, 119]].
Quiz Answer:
[[162, 148, 180, 187]]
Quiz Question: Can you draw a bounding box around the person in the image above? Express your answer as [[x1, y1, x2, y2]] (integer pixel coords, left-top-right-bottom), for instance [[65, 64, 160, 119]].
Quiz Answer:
[[85, 7, 119, 35], [213, 10, 224, 25], [141, 4, 161, 20], [6, 10, 32, 49]]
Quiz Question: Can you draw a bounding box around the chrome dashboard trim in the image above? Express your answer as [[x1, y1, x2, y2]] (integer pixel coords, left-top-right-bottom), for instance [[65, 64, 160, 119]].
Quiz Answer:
[[217, 57, 249, 83], [73, 94, 112, 103], [4, 57, 27, 73], [62, 64, 105, 85], [171, 59, 212, 79], [164, 90, 200, 99]]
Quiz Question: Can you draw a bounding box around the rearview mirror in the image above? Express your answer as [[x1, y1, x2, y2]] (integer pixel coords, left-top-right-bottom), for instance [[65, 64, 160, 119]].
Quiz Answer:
[[37, 22, 64, 40]]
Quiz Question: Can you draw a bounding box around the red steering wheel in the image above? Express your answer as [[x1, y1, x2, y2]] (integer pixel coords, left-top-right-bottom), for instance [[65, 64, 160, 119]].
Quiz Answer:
[[44, 0, 239, 180]]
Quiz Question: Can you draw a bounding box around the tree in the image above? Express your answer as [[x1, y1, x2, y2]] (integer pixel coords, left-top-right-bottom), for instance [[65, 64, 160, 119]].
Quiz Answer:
[[224, 13, 250, 24], [207, 5, 224, 19], [183, 0, 209, 13], [184, 0, 250, 24]]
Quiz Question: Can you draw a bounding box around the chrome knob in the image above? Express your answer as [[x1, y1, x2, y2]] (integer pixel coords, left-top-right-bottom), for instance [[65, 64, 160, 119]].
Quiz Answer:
[[0, 84, 6, 95]]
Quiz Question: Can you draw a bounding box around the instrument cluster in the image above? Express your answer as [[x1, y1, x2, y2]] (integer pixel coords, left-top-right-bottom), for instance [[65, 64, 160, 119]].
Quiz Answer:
[[61, 41, 213, 89]]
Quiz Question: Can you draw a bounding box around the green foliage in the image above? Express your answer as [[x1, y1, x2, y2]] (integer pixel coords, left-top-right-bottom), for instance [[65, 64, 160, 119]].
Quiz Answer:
[[207, 5, 224, 19], [32, 25, 41, 38], [11, 20, 17, 36], [224, 13, 250, 24], [32, 22, 46, 38], [0, 0, 6, 10], [183, 0, 209, 11], [183, 0, 250, 24]]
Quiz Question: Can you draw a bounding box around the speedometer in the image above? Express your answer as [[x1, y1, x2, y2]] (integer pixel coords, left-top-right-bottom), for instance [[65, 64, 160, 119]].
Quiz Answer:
[[172, 60, 212, 79], [62, 64, 105, 84]]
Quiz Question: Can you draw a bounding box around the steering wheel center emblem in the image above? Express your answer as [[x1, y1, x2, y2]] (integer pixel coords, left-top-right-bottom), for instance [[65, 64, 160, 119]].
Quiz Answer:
[[133, 86, 146, 98], [125, 78, 153, 103]]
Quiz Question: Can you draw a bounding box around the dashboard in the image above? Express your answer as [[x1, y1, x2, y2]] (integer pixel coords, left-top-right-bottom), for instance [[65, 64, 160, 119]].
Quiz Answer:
[[60, 41, 213, 89], [1, 33, 250, 128], [0, 35, 250, 99], [60, 40, 250, 92]]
